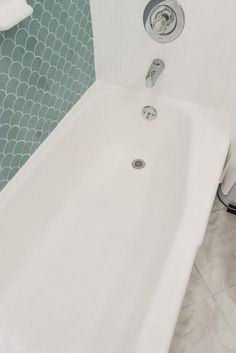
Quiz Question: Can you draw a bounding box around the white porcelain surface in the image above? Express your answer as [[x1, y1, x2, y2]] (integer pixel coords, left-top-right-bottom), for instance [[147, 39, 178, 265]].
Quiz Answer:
[[0, 82, 230, 353], [90, 0, 236, 111], [0, 0, 33, 31]]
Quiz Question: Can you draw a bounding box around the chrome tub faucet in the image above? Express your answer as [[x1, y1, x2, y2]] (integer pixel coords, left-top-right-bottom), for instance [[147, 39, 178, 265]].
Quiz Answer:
[[145, 59, 165, 88]]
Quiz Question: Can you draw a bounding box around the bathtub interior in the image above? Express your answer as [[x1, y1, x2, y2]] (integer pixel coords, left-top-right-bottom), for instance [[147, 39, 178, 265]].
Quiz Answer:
[[0, 84, 192, 290], [0, 82, 230, 353]]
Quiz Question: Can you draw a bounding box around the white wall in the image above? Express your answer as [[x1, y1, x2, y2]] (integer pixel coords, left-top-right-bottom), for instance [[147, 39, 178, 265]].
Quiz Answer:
[[90, 0, 236, 112]]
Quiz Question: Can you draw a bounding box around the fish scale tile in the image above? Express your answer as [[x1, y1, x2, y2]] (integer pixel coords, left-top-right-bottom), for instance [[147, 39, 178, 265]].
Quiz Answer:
[[0, 0, 95, 191]]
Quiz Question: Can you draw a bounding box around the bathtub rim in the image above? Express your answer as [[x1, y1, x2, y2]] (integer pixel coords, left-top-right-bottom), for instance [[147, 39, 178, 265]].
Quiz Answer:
[[0, 80, 231, 353]]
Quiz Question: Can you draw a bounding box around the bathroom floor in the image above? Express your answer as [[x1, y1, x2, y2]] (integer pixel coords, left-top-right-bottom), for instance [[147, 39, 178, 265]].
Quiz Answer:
[[170, 197, 236, 353]]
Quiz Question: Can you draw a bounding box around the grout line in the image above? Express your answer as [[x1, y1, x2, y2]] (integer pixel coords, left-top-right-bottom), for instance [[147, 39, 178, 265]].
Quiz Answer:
[[212, 294, 236, 341], [212, 283, 236, 296]]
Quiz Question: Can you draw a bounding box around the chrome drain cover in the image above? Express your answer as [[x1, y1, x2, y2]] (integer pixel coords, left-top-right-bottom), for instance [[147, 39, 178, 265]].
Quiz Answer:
[[142, 106, 157, 120], [132, 159, 146, 169]]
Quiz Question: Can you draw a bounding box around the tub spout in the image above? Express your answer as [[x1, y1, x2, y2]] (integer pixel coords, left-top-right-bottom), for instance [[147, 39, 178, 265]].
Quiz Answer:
[[145, 59, 165, 88]]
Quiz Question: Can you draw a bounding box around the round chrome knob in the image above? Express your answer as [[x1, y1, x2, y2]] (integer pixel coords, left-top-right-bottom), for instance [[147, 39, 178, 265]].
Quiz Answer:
[[144, 0, 185, 43], [153, 13, 169, 33], [151, 6, 176, 34]]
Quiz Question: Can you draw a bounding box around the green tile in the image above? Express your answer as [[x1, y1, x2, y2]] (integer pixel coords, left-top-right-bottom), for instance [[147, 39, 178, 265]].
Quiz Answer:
[[0, 74, 10, 90], [25, 129, 35, 141], [0, 167, 11, 180], [49, 18, 59, 33], [34, 41, 45, 57], [14, 141, 25, 154], [22, 100, 33, 114], [31, 102, 41, 116], [43, 47, 53, 62], [52, 3, 62, 18], [59, 10, 68, 25], [3, 93, 16, 109], [0, 139, 7, 151], [26, 35, 38, 51], [40, 61, 50, 76], [35, 118, 45, 130], [17, 127, 28, 141], [9, 62, 23, 78], [0, 57, 12, 73], [19, 153, 30, 167], [11, 154, 22, 168], [14, 97, 25, 112], [16, 83, 28, 97], [46, 33, 56, 48], [30, 142, 40, 153], [28, 19, 41, 37], [41, 11, 51, 27], [1, 153, 13, 168], [31, 57, 43, 71], [27, 115, 38, 129], [55, 24, 65, 39], [15, 29, 28, 46], [7, 166, 19, 180], [25, 86, 36, 100], [33, 89, 44, 102], [4, 140, 16, 153], [8, 126, 20, 140], [28, 72, 40, 86], [37, 26, 48, 42], [12, 46, 25, 62], [1, 39, 15, 57], [11, 112, 22, 126], [0, 180, 7, 189], [33, 3, 44, 20], [0, 109, 13, 124], [0, 0, 95, 190], [22, 51, 34, 67], [19, 67, 31, 83]]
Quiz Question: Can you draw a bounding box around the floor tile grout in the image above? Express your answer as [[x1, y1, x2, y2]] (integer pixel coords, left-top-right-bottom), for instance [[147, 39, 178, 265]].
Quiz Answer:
[[170, 197, 236, 353]]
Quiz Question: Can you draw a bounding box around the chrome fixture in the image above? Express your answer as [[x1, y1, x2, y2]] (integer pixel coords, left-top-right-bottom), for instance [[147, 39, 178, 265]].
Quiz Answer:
[[132, 159, 146, 169], [143, 0, 185, 43], [146, 59, 165, 88], [142, 106, 157, 120], [218, 184, 236, 214]]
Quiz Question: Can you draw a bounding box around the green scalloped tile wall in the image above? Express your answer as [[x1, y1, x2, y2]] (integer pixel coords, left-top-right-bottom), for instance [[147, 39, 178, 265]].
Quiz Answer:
[[0, 0, 95, 191]]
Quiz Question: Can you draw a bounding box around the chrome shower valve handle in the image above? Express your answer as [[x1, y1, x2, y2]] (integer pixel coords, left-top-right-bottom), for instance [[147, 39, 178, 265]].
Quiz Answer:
[[152, 7, 174, 34], [153, 13, 168, 33], [144, 0, 185, 43]]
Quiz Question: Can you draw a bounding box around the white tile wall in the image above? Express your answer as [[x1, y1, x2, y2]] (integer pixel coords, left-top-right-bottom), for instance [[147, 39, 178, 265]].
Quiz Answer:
[[90, 0, 236, 111]]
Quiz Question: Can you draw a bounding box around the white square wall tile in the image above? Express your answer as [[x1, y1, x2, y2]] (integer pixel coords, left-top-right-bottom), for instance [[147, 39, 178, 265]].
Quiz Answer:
[[176, 0, 236, 52], [93, 31, 121, 83], [119, 0, 148, 37], [91, 0, 236, 111], [119, 33, 185, 94], [90, 0, 121, 33], [121, 37, 236, 109]]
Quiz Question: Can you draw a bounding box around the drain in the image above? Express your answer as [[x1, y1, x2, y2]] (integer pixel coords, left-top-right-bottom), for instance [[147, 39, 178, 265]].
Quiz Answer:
[[142, 106, 157, 120], [132, 159, 146, 169]]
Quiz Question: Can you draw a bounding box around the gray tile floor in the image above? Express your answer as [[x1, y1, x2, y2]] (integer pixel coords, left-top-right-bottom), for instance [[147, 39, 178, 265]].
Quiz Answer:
[[170, 197, 236, 353]]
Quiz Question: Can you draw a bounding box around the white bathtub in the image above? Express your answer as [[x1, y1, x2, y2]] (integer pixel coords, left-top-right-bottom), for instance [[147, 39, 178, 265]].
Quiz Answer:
[[0, 81, 230, 353]]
